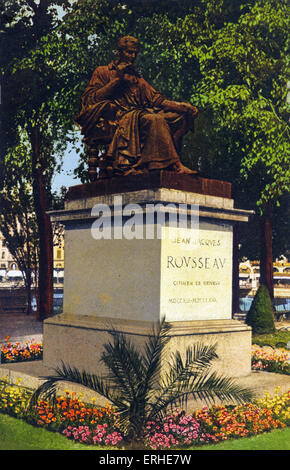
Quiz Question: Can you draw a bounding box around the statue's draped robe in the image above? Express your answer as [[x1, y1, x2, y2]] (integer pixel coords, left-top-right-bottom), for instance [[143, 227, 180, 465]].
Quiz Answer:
[[75, 61, 194, 172]]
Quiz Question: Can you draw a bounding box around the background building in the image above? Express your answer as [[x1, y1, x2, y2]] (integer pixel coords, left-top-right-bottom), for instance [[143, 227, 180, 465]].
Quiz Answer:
[[239, 256, 290, 312], [0, 230, 65, 289]]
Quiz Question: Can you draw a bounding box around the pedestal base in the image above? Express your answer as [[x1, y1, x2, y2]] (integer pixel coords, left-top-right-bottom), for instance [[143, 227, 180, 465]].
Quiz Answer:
[[44, 314, 251, 377], [46, 175, 254, 380]]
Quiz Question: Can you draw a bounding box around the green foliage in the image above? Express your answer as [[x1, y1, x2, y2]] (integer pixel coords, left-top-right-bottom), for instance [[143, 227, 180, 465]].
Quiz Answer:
[[193, 427, 290, 451], [246, 285, 276, 334], [184, 0, 290, 212], [252, 330, 290, 348], [0, 134, 39, 311], [29, 319, 253, 445], [0, 413, 100, 450]]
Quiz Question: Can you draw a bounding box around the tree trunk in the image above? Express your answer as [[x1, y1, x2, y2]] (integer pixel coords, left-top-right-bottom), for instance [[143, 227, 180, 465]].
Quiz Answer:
[[30, 125, 53, 320], [25, 273, 32, 316], [24, 211, 32, 315], [259, 205, 274, 301], [232, 223, 240, 316]]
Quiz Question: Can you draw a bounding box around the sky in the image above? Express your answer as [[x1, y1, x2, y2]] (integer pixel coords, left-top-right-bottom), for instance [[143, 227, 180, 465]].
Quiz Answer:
[[51, 143, 82, 192], [50, 3, 87, 193]]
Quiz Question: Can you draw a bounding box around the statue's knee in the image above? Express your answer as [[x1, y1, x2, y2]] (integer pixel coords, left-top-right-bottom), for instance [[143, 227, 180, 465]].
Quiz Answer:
[[142, 113, 164, 126]]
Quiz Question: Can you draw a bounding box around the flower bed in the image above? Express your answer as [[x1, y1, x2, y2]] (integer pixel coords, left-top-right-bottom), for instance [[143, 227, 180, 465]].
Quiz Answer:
[[62, 425, 123, 446], [144, 410, 218, 449], [0, 377, 289, 449], [256, 387, 290, 425], [30, 391, 116, 431], [3, 336, 289, 376], [1, 336, 43, 363], [194, 403, 284, 441], [252, 345, 290, 374], [0, 378, 31, 418]]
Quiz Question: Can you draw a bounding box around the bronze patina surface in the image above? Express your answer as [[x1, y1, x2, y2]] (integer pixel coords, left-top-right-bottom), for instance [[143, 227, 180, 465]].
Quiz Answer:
[[65, 171, 232, 201], [75, 36, 199, 179]]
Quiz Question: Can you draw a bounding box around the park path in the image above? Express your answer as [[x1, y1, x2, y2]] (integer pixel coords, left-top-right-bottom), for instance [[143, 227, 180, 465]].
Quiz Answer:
[[0, 312, 289, 346], [0, 313, 43, 346]]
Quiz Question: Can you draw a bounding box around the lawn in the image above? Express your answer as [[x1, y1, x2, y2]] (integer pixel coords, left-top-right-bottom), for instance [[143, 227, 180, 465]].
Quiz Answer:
[[192, 427, 290, 451], [0, 413, 289, 451], [0, 413, 100, 450], [252, 329, 290, 348]]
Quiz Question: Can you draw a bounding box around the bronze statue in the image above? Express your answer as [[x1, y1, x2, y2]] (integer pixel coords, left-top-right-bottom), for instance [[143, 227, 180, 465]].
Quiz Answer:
[[75, 36, 199, 180]]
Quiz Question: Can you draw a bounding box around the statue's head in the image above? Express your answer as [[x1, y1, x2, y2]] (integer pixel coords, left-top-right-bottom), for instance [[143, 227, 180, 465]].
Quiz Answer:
[[116, 36, 140, 65]]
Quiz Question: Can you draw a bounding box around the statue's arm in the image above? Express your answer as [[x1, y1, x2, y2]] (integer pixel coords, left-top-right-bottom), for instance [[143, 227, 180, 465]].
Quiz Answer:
[[84, 80, 122, 104], [91, 77, 122, 101], [84, 63, 134, 104], [142, 79, 198, 117]]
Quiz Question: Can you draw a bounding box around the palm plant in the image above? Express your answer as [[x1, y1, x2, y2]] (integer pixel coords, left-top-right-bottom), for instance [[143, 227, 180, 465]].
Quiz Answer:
[[29, 318, 254, 446]]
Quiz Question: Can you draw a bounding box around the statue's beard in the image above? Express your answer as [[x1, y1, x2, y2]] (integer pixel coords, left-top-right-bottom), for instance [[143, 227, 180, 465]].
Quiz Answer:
[[123, 64, 136, 74]]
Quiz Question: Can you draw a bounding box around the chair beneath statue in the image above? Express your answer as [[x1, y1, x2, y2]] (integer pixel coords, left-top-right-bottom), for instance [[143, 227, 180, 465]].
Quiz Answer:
[[85, 129, 116, 181]]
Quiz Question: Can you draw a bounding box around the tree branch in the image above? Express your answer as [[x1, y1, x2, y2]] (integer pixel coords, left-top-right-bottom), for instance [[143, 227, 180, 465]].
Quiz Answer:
[[25, 0, 38, 15]]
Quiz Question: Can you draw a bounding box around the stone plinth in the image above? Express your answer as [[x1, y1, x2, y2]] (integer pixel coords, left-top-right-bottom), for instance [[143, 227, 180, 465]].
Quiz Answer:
[[44, 316, 251, 377], [44, 172, 253, 377]]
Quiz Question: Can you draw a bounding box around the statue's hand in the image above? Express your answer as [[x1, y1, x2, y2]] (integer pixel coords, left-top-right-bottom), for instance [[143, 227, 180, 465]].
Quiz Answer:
[[116, 62, 138, 84], [162, 99, 198, 116], [123, 73, 138, 84], [116, 62, 131, 77], [180, 102, 198, 116]]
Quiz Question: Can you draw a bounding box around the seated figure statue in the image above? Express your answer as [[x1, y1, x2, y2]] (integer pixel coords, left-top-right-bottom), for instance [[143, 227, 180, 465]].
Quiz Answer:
[[75, 36, 199, 179]]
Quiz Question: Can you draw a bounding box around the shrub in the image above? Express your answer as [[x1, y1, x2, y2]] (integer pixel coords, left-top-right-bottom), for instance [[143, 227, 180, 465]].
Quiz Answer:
[[28, 319, 253, 446], [246, 284, 275, 334]]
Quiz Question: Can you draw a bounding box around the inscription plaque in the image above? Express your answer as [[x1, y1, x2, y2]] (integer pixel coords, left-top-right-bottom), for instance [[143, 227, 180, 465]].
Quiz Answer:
[[160, 226, 233, 321]]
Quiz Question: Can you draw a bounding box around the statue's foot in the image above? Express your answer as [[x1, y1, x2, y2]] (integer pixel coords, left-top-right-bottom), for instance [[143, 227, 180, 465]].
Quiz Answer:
[[123, 167, 146, 176], [170, 162, 199, 175]]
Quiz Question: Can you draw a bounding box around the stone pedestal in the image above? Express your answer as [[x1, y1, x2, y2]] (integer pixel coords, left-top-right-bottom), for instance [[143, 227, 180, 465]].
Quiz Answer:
[[44, 172, 253, 377]]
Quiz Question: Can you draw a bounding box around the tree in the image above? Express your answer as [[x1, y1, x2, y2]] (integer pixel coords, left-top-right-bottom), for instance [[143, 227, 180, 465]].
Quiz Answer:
[[1, 0, 71, 319], [29, 319, 253, 447], [0, 137, 39, 315], [176, 0, 289, 298]]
